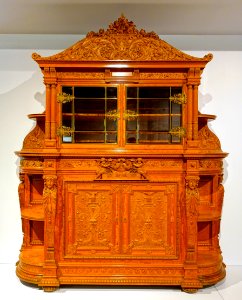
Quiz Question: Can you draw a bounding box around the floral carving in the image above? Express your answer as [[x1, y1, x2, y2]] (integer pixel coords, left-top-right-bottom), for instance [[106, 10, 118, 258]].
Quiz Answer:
[[32, 16, 212, 62], [21, 159, 43, 168]]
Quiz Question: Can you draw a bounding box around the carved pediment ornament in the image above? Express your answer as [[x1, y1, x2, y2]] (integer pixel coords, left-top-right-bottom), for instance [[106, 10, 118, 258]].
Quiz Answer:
[[32, 15, 212, 62]]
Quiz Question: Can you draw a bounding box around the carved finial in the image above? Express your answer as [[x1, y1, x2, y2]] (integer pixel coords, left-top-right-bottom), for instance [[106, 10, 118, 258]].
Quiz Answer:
[[32, 53, 41, 60], [203, 53, 213, 61], [86, 15, 159, 39]]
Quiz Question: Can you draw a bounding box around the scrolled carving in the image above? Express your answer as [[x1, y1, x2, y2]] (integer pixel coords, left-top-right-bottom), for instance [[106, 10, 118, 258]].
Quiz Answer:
[[22, 125, 45, 149], [198, 125, 221, 150], [140, 73, 187, 80], [32, 15, 212, 62]]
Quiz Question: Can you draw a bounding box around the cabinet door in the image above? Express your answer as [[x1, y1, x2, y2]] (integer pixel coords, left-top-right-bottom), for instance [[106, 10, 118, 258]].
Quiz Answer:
[[60, 86, 118, 144], [64, 182, 120, 257], [125, 86, 183, 144], [124, 183, 179, 259], [63, 181, 179, 259]]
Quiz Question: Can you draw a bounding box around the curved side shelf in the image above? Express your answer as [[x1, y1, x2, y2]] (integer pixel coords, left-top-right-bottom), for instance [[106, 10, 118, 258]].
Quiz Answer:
[[21, 206, 44, 221]]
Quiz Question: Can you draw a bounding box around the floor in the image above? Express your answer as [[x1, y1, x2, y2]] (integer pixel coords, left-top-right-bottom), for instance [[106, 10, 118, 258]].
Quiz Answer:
[[0, 264, 241, 300]]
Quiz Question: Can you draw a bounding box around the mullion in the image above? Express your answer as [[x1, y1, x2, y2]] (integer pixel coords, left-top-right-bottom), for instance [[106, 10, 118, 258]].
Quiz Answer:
[[104, 87, 107, 143], [72, 86, 75, 143], [169, 87, 172, 143], [136, 87, 139, 144]]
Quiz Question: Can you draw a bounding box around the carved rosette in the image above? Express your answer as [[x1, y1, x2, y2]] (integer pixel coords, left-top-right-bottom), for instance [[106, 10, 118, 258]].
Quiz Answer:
[[32, 15, 212, 62], [96, 158, 146, 180]]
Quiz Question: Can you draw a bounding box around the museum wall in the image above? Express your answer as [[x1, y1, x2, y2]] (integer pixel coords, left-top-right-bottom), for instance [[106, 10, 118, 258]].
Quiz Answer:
[[0, 47, 241, 265]]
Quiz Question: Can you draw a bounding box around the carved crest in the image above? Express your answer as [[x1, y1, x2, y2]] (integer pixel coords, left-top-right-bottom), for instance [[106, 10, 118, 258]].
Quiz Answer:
[[32, 15, 212, 62]]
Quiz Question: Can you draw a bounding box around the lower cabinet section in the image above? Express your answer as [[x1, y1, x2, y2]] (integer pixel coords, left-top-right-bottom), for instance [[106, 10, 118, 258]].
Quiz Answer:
[[16, 172, 226, 292]]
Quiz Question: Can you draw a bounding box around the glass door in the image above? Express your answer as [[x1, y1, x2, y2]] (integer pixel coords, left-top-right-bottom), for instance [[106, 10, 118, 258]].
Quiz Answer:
[[59, 86, 118, 144], [125, 86, 183, 144]]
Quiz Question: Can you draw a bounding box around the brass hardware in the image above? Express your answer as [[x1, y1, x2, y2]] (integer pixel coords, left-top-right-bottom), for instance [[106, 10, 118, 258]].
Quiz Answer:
[[169, 127, 186, 138], [123, 110, 138, 121], [105, 110, 120, 120], [169, 93, 187, 105], [57, 126, 74, 137], [57, 92, 75, 103]]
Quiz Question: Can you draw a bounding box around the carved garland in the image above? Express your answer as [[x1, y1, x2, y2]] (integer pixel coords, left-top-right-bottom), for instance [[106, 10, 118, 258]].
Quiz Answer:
[[96, 158, 146, 179]]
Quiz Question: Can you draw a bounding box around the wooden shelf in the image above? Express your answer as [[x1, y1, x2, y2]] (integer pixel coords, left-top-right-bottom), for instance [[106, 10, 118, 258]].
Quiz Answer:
[[21, 206, 44, 221]]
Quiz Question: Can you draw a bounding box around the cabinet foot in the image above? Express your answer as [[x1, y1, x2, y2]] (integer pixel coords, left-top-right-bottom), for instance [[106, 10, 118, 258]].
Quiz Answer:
[[182, 288, 198, 293], [42, 286, 58, 292]]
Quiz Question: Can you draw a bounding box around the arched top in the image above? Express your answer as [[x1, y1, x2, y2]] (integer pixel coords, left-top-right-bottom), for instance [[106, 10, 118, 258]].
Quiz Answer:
[[32, 15, 213, 62]]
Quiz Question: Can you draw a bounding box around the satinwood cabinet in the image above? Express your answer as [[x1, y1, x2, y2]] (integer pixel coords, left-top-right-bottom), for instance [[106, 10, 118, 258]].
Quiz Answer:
[[16, 16, 227, 292]]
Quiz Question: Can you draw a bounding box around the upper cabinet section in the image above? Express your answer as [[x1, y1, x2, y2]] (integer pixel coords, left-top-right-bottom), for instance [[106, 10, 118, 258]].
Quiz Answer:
[[58, 85, 184, 145], [24, 15, 221, 154]]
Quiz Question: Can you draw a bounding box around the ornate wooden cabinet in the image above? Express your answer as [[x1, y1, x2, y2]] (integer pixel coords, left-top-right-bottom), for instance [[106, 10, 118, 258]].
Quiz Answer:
[[16, 16, 227, 292]]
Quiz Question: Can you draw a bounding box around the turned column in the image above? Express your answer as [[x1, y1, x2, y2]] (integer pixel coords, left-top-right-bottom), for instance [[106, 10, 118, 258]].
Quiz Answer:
[[187, 84, 193, 141], [45, 83, 51, 140]]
